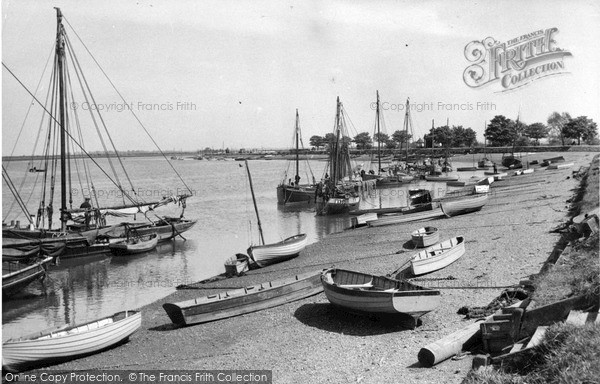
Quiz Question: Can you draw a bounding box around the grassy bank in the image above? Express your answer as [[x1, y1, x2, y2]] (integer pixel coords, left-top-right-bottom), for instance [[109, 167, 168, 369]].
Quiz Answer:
[[464, 155, 600, 384]]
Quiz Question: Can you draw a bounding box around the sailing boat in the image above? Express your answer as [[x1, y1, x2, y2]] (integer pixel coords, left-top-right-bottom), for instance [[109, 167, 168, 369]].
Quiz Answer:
[[315, 97, 362, 215], [379, 97, 415, 185], [245, 161, 307, 267], [361, 91, 385, 183], [478, 121, 493, 169], [276, 110, 317, 205], [2, 8, 196, 259]]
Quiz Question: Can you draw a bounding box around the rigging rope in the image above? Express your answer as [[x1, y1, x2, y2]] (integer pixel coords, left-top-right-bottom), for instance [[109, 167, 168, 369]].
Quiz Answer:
[[63, 16, 193, 196]]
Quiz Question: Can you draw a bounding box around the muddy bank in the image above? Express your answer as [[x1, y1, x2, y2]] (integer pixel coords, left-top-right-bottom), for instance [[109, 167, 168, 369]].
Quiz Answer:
[[45, 152, 597, 384]]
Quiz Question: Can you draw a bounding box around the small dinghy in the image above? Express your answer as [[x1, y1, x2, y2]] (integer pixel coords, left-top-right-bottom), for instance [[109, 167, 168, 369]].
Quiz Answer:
[[411, 227, 440, 248], [410, 236, 465, 275], [109, 233, 158, 255], [224, 253, 249, 277]]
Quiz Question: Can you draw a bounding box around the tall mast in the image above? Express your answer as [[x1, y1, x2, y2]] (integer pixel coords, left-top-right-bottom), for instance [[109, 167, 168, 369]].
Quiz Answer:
[[295, 109, 299, 182], [55, 7, 68, 231], [244, 160, 264, 245], [376, 91, 381, 175], [331, 97, 341, 184], [404, 98, 410, 161]]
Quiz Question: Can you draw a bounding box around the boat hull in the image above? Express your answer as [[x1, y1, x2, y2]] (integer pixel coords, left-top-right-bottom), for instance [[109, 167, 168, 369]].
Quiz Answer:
[[321, 269, 440, 324], [425, 175, 459, 182], [411, 227, 440, 248], [440, 194, 488, 217], [410, 236, 465, 275], [248, 234, 308, 267], [123, 220, 197, 242], [367, 208, 444, 228], [109, 234, 158, 255], [2, 257, 54, 297], [316, 195, 360, 215], [276, 184, 315, 204], [2, 311, 141, 372], [163, 271, 323, 326]]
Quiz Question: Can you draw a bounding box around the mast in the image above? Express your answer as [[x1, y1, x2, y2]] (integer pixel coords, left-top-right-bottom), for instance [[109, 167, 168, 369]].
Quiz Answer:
[[376, 91, 381, 174], [331, 97, 341, 184], [404, 98, 410, 161], [295, 109, 299, 183], [55, 7, 68, 231], [244, 160, 264, 245]]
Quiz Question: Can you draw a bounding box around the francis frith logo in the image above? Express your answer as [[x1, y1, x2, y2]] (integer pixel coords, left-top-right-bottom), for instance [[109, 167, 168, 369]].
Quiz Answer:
[[463, 28, 572, 92]]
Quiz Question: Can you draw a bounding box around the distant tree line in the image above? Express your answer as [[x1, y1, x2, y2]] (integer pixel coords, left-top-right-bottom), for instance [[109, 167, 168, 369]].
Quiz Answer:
[[307, 112, 598, 150]]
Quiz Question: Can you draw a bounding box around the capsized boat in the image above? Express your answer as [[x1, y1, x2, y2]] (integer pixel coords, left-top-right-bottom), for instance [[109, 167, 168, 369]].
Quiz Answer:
[[320, 268, 440, 327], [163, 271, 323, 326], [2, 310, 141, 372], [411, 227, 440, 248], [410, 236, 465, 275]]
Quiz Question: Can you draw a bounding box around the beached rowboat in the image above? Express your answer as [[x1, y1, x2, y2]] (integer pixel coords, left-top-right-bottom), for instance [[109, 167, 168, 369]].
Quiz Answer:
[[367, 208, 445, 228], [547, 163, 574, 170], [247, 234, 308, 267], [163, 271, 323, 326], [224, 253, 249, 277], [425, 175, 459, 182], [410, 236, 465, 275], [411, 227, 440, 248], [2, 310, 141, 372], [440, 194, 488, 217], [320, 268, 440, 327]]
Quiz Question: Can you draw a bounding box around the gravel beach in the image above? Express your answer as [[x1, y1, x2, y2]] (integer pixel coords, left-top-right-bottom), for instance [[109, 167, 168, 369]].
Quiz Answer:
[[43, 151, 597, 384]]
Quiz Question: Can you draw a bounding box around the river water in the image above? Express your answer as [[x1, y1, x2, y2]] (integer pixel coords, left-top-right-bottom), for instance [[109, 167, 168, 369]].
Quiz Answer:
[[1, 157, 471, 340]]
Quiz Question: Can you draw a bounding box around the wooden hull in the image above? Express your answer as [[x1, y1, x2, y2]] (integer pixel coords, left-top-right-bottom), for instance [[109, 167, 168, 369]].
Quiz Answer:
[[351, 213, 378, 227], [316, 195, 360, 215], [321, 269, 440, 322], [224, 254, 249, 277], [276, 184, 315, 204], [410, 236, 465, 275], [542, 156, 565, 163], [2, 257, 54, 297], [478, 160, 494, 168], [411, 227, 440, 248], [440, 194, 488, 217], [547, 162, 574, 170], [248, 234, 307, 267], [2, 310, 141, 372], [124, 220, 196, 242], [367, 208, 444, 228], [425, 175, 459, 182], [163, 271, 323, 326], [109, 234, 158, 255], [456, 167, 478, 172]]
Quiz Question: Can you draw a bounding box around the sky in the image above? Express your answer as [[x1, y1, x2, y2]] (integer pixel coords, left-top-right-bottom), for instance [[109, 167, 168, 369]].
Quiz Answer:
[[2, 0, 599, 155]]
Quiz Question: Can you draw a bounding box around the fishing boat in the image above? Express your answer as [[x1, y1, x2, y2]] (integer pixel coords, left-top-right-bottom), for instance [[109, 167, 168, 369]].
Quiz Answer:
[[367, 208, 444, 228], [440, 194, 488, 217], [245, 160, 307, 267], [315, 97, 362, 215], [411, 227, 440, 248], [277, 110, 317, 204], [2, 256, 54, 297], [163, 271, 323, 326], [542, 156, 565, 163], [410, 236, 465, 275], [2, 9, 196, 259], [320, 268, 441, 326], [2, 310, 141, 372], [109, 234, 158, 256], [224, 254, 249, 277], [547, 163, 574, 170]]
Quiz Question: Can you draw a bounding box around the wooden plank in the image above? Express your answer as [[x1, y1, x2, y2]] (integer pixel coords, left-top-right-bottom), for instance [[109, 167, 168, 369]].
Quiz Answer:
[[509, 343, 525, 353], [526, 326, 548, 348], [566, 310, 599, 325], [520, 295, 588, 338]]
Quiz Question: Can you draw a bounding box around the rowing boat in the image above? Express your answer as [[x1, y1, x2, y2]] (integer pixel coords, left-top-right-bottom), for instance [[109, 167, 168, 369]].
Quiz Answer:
[[109, 234, 158, 255], [320, 268, 440, 327], [440, 194, 488, 217], [2, 310, 141, 372], [367, 208, 444, 228], [411, 227, 440, 248], [224, 253, 249, 277], [163, 271, 323, 326], [547, 163, 574, 170], [410, 236, 465, 275], [2, 256, 54, 297], [425, 175, 459, 182], [247, 234, 308, 267]]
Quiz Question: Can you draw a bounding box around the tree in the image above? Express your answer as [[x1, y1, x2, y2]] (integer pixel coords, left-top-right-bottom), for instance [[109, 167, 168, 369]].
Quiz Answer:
[[547, 112, 571, 145], [430, 125, 453, 148], [324, 133, 337, 151], [385, 140, 397, 149], [450, 126, 477, 147], [373, 132, 389, 145], [485, 115, 517, 146], [563, 116, 598, 145], [309, 135, 325, 150], [353, 132, 372, 150], [524, 122, 549, 145], [391, 130, 412, 152]]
